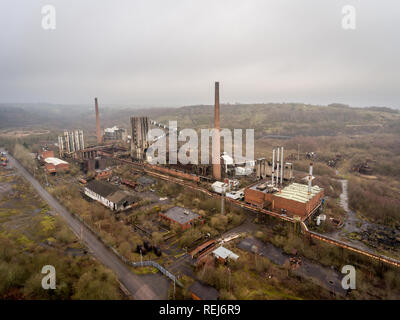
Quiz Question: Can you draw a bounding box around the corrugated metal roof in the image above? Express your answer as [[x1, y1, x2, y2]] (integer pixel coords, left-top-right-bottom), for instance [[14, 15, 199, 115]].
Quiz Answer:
[[85, 180, 119, 198], [273, 182, 322, 203], [85, 180, 137, 206], [44, 157, 68, 166], [212, 246, 239, 260]]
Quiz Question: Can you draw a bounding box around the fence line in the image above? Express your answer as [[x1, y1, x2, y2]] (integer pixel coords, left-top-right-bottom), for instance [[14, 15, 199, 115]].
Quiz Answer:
[[300, 222, 400, 268], [68, 209, 183, 286]]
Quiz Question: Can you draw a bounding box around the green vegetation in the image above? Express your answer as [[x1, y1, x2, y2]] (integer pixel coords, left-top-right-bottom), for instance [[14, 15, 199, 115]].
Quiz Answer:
[[0, 171, 123, 300], [2, 102, 400, 300], [348, 176, 400, 227], [255, 221, 400, 299]]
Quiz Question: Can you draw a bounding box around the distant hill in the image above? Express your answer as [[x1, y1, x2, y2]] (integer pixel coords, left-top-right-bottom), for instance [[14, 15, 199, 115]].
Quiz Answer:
[[153, 103, 400, 137], [1, 102, 399, 137], [0, 103, 173, 132], [0, 104, 93, 130]]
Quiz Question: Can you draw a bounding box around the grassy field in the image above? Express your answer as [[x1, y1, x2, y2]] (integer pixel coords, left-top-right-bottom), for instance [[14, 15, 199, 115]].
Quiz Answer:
[[0, 168, 123, 300]]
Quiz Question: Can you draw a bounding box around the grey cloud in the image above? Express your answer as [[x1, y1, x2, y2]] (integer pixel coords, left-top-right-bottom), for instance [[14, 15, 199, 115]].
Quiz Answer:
[[0, 0, 399, 107]]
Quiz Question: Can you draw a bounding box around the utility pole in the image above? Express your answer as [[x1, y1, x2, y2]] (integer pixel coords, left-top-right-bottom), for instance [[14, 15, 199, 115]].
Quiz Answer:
[[297, 144, 300, 161], [45, 171, 49, 187], [221, 181, 231, 215], [221, 191, 225, 215], [228, 267, 231, 293], [140, 249, 143, 267]]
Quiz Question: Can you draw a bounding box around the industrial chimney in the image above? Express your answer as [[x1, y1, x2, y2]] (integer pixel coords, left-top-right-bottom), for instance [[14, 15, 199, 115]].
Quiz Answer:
[[276, 147, 280, 186], [308, 162, 313, 194], [271, 149, 275, 185], [95, 97, 102, 144], [212, 81, 221, 181], [280, 146, 284, 185]]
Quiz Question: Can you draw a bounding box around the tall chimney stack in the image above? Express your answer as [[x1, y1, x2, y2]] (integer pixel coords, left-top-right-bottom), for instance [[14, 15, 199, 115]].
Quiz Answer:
[[276, 147, 280, 186], [212, 82, 221, 181], [308, 162, 313, 194], [95, 97, 102, 144], [271, 149, 275, 185], [280, 146, 284, 185]]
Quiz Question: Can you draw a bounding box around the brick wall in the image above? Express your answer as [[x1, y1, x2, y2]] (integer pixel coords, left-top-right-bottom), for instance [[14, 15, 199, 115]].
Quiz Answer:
[[40, 150, 55, 160], [245, 187, 324, 217]]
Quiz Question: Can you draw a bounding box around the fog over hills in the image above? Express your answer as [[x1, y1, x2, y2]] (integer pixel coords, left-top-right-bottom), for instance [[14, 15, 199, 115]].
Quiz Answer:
[[1, 102, 398, 137]]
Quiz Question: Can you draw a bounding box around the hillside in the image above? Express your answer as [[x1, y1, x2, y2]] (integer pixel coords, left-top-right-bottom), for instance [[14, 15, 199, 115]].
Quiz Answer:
[[154, 103, 400, 137]]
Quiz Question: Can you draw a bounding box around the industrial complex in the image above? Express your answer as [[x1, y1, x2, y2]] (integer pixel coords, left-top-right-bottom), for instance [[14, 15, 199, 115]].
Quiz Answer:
[[45, 81, 325, 222], [3, 81, 399, 303]]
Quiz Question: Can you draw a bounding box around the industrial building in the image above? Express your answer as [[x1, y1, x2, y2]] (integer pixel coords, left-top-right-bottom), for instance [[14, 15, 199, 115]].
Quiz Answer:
[[95, 168, 112, 180], [255, 147, 294, 181], [38, 149, 70, 173], [38, 150, 55, 162], [103, 126, 127, 142], [159, 206, 203, 230], [81, 157, 112, 173], [246, 157, 323, 218], [245, 181, 324, 218], [44, 157, 70, 174], [212, 246, 239, 263], [84, 180, 138, 212], [58, 130, 85, 156], [130, 117, 151, 161], [211, 181, 230, 194]]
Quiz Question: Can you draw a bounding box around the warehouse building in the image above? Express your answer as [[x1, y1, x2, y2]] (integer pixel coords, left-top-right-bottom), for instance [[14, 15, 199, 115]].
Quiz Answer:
[[159, 206, 203, 230], [38, 150, 55, 162], [212, 246, 239, 264], [103, 126, 127, 141], [84, 180, 138, 212], [245, 182, 324, 218], [44, 157, 70, 174]]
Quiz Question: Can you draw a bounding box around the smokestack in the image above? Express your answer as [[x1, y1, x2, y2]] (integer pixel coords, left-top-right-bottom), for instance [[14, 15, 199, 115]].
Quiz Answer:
[[276, 147, 280, 185], [308, 162, 313, 194], [212, 81, 221, 180], [95, 97, 102, 144], [271, 149, 275, 185], [280, 146, 284, 185]]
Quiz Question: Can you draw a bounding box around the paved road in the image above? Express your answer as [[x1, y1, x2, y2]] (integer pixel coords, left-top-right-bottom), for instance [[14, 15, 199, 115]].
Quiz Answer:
[[2, 149, 168, 300]]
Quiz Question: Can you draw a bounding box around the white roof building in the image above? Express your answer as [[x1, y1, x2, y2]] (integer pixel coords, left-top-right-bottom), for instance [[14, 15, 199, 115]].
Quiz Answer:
[[104, 126, 120, 133], [44, 157, 68, 166], [212, 246, 239, 261]]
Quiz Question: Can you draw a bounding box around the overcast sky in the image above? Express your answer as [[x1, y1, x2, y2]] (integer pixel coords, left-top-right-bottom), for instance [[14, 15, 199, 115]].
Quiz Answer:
[[0, 0, 399, 108]]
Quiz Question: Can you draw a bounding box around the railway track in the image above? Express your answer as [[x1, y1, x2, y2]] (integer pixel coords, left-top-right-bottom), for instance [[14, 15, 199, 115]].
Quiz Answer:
[[114, 157, 400, 269], [300, 222, 400, 268]]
